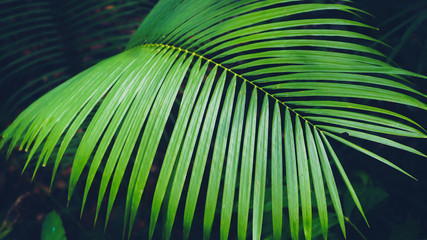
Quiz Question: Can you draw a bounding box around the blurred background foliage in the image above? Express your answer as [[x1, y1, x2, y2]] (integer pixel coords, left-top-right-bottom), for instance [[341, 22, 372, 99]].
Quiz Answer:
[[0, 0, 426, 239]]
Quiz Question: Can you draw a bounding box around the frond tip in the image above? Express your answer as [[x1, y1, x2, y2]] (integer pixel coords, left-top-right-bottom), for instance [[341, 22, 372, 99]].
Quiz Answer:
[[1, 0, 427, 239]]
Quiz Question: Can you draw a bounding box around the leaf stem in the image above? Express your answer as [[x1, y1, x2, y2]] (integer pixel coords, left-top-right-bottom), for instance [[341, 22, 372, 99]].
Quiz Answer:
[[142, 43, 319, 130]]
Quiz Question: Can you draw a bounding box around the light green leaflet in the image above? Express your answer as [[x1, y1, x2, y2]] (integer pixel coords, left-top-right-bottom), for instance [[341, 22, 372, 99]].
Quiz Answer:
[[285, 108, 299, 240], [314, 130, 346, 237], [221, 82, 246, 240], [203, 77, 236, 240], [183, 70, 227, 239], [305, 123, 328, 239], [163, 65, 219, 239], [295, 118, 312, 240], [1, 0, 426, 239], [320, 132, 369, 226], [149, 58, 208, 239], [253, 95, 269, 240], [271, 101, 283, 240], [125, 51, 193, 238], [237, 88, 257, 240]]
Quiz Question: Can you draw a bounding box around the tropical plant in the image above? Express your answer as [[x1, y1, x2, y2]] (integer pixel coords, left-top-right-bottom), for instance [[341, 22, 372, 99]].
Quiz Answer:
[[1, 0, 426, 239], [376, 0, 427, 74], [0, 0, 154, 124]]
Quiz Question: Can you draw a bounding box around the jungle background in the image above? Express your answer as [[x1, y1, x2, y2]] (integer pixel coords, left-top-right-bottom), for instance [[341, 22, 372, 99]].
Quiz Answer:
[[0, 0, 426, 239]]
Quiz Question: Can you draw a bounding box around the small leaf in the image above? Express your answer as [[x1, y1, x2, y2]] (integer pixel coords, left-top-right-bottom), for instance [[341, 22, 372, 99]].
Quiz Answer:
[[41, 211, 67, 240]]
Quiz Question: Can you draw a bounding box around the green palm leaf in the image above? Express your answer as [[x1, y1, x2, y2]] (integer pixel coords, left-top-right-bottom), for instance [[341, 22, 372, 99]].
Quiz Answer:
[[1, 0, 426, 239]]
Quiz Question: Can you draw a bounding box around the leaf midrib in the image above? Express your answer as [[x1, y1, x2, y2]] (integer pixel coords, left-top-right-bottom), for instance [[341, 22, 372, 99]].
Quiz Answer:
[[142, 43, 319, 130]]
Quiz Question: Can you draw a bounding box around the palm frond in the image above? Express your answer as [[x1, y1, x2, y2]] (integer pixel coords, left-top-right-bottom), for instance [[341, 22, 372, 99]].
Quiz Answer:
[[1, 0, 427, 239]]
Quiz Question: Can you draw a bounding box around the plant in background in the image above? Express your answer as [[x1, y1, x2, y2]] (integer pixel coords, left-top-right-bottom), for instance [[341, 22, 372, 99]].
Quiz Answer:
[[0, 0, 154, 124], [1, 0, 426, 239], [378, 1, 427, 74]]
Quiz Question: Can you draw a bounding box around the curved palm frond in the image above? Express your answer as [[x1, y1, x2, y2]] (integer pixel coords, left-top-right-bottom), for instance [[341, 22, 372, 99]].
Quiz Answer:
[[1, 0, 427, 239]]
